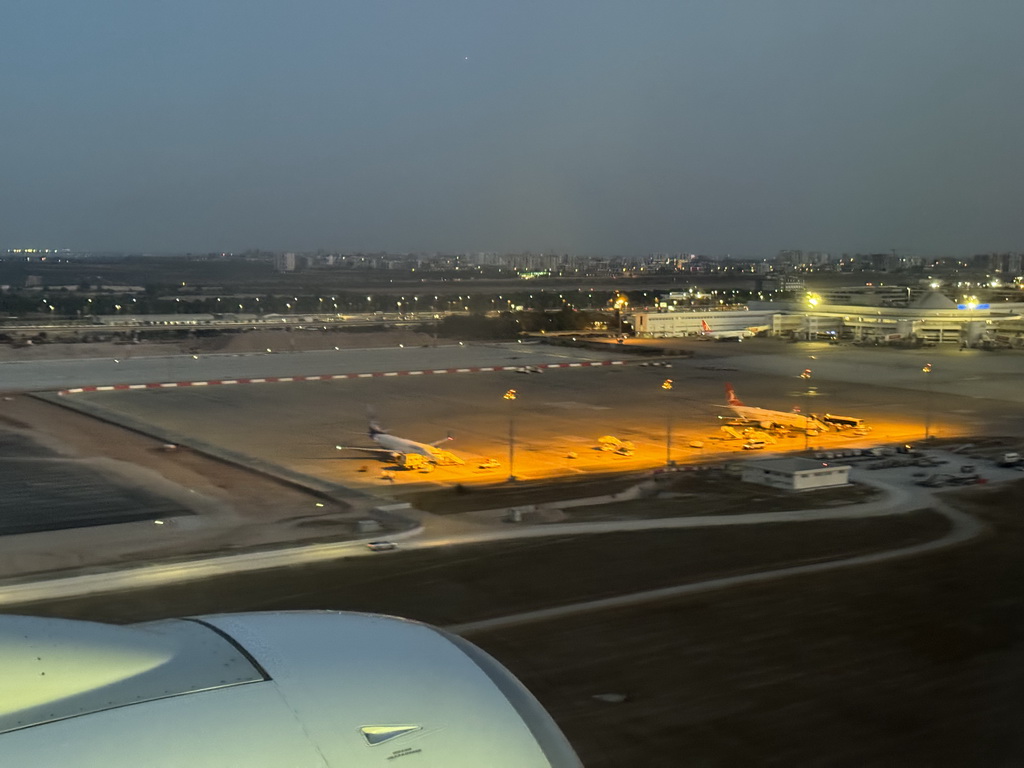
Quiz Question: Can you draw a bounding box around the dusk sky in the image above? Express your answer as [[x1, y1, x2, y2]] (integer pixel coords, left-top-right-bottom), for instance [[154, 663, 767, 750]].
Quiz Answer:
[[4, 2, 1023, 257]]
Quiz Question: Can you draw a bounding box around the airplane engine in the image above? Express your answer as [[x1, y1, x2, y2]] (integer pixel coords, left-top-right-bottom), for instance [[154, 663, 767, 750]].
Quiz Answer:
[[0, 611, 581, 767]]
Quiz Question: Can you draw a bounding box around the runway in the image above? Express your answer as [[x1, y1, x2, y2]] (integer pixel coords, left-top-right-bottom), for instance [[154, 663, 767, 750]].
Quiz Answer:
[[0, 342, 625, 392]]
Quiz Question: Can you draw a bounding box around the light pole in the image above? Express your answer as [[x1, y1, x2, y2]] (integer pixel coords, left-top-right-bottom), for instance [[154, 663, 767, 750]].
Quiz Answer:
[[504, 389, 517, 481], [800, 369, 812, 450], [922, 362, 933, 439], [662, 379, 673, 466], [614, 294, 628, 338]]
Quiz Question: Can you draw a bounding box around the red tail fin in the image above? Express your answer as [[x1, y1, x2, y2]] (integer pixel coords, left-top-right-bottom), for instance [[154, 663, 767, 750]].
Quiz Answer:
[[701, 319, 712, 333], [725, 382, 743, 405]]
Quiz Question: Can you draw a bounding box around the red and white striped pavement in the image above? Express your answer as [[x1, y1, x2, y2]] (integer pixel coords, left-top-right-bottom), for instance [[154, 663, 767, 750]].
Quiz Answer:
[[59, 360, 625, 395]]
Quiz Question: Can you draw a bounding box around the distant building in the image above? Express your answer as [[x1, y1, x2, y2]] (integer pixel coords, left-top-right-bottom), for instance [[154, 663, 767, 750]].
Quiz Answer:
[[274, 252, 297, 272], [763, 275, 806, 293], [741, 457, 850, 491], [813, 284, 912, 307]]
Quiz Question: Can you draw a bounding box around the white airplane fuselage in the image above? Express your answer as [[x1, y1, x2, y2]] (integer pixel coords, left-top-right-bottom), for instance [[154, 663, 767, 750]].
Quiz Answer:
[[725, 384, 827, 431], [728, 403, 823, 430], [699, 320, 754, 340], [371, 431, 442, 459]]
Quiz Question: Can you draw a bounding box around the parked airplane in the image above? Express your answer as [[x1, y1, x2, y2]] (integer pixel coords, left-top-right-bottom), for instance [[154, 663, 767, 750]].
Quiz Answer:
[[336, 421, 465, 467], [0, 612, 581, 767], [723, 383, 829, 432], [699, 319, 756, 341]]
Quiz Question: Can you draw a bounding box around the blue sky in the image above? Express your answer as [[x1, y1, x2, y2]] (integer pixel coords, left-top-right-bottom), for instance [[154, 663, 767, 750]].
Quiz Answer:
[[3, 1, 1023, 256]]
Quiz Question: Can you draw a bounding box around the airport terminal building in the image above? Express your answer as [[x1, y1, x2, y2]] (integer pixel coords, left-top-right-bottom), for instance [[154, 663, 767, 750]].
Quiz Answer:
[[629, 291, 1024, 347], [629, 309, 779, 338]]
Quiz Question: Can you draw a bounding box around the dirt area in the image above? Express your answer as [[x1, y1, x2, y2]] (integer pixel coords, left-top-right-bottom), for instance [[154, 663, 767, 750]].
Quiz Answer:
[[0, 395, 371, 576], [397, 473, 651, 514], [402, 470, 881, 521]]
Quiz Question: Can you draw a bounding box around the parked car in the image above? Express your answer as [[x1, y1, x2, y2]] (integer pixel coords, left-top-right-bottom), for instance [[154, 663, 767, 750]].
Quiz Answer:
[[366, 541, 397, 552]]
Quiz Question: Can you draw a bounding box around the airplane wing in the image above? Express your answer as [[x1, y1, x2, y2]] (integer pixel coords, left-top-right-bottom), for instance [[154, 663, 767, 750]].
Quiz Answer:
[[334, 444, 394, 455]]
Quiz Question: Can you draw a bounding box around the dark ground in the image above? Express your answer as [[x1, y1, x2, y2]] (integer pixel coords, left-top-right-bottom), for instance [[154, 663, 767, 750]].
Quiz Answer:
[[10, 497, 1020, 766], [400, 468, 881, 519], [0, 429, 195, 534], [476, 490, 1024, 767]]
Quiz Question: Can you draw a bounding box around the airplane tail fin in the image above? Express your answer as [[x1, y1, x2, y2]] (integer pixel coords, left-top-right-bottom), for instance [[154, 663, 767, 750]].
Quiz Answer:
[[725, 382, 743, 406], [429, 431, 455, 448], [366, 405, 388, 438], [701, 319, 712, 333]]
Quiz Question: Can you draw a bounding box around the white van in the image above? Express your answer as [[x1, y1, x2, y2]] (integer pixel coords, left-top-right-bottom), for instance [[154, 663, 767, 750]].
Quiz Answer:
[[742, 440, 767, 450]]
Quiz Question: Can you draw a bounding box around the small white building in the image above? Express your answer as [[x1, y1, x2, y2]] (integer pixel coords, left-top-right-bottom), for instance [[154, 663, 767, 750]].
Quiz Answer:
[[741, 457, 850, 491]]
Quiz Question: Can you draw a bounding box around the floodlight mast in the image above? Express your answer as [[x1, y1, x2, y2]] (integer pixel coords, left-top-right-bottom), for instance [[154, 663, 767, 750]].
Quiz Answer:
[[662, 379, 673, 465], [504, 389, 517, 481], [922, 363, 933, 439]]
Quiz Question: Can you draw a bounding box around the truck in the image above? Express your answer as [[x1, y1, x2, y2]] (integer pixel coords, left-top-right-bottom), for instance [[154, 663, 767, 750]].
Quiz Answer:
[[997, 452, 1021, 468], [820, 413, 866, 431]]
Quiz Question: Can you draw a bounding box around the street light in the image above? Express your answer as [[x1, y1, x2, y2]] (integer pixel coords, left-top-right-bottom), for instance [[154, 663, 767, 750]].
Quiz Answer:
[[799, 369, 813, 449], [922, 362, 933, 439], [504, 389, 517, 481], [662, 379, 673, 466], [613, 293, 628, 337]]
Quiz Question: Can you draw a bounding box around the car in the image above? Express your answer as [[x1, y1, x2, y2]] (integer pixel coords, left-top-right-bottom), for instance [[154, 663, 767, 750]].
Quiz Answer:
[[742, 440, 767, 450], [477, 458, 501, 469], [366, 540, 397, 552]]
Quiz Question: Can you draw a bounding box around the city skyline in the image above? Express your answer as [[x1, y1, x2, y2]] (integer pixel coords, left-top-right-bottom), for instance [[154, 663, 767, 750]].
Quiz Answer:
[[4, 2, 1024, 257]]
